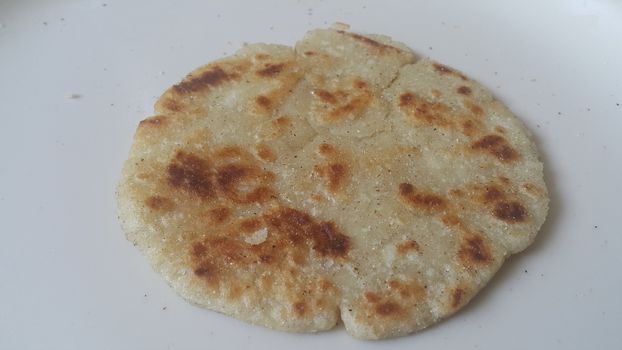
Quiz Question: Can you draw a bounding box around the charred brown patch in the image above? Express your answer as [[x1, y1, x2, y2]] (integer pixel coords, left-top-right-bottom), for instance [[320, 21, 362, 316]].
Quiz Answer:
[[255, 144, 276, 162], [315, 163, 348, 193], [441, 214, 461, 227], [482, 186, 504, 204], [458, 235, 492, 266], [294, 301, 307, 317], [375, 302, 402, 317], [495, 126, 506, 134], [314, 89, 338, 104], [173, 67, 237, 94], [145, 196, 174, 211], [471, 135, 519, 162], [464, 100, 484, 117], [493, 201, 527, 223], [433, 63, 468, 80], [264, 207, 350, 258], [256, 63, 285, 77], [139, 115, 167, 127], [354, 80, 368, 89], [431, 89, 442, 98], [304, 51, 316, 56], [272, 116, 291, 128], [399, 183, 446, 212], [457, 86, 472, 95], [162, 98, 183, 112], [207, 207, 230, 225], [239, 218, 262, 232], [365, 292, 381, 303], [396, 240, 420, 255], [337, 30, 403, 53], [399, 92, 452, 128], [462, 119, 476, 136], [167, 148, 276, 204], [318, 143, 337, 156], [451, 288, 465, 309], [167, 151, 215, 199], [254, 54, 270, 60], [312, 81, 372, 121], [216, 164, 275, 204], [255, 95, 271, 108], [227, 284, 243, 300], [388, 280, 426, 300]]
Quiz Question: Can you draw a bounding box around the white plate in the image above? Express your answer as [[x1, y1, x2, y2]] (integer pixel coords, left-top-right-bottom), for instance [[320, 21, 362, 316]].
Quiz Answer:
[[1, 1, 621, 349]]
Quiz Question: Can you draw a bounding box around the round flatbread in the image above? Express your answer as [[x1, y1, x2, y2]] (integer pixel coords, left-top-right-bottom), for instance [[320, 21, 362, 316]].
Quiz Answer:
[[117, 27, 548, 339]]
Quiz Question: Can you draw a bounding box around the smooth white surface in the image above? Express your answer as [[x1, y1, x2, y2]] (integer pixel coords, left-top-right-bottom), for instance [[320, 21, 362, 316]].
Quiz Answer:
[[1, 1, 621, 349]]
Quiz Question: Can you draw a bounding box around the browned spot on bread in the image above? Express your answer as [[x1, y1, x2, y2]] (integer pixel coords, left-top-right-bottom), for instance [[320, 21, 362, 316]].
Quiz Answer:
[[162, 98, 183, 112], [499, 176, 511, 184], [216, 164, 275, 204], [193, 262, 218, 285], [264, 207, 350, 258], [450, 189, 464, 197], [451, 287, 465, 309], [270, 116, 292, 136], [254, 54, 270, 60], [167, 148, 276, 204], [256, 63, 285, 77], [314, 89, 338, 104], [294, 301, 307, 317], [145, 196, 174, 211], [462, 120, 476, 136], [354, 80, 368, 89], [312, 81, 373, 121], [399, 92, 452, 128], [458, 235, 492, 266], [315, 163, 348, 193], [304, 51, 315, 56], [207, 207, 230, 225], [398, 183, 446, 212], [441, 214, 461, 227], [464, 100, 484, 117], [433, 63, 468, 80], [471, 135, 519, 162], [255, 144, 276, 162], [365, 292, 381, 303], [457, 86, 472, 95], [190, 207, 349, 287], [336, 30, 403, 53], [388, 280, 426, 300], [431, 89, 442, 98], [167, 151, 215, 199], [318, 143, 337, 156], [495, 126, 506, 134], [173, 67, 238, 94], [493, 201, 527, 223], [375, 302, 402, 317], [255, 95, 271, 109], [239, 218, 262, 232], [482, 186, 504, 204], [396, 240, 420, 255], [213, 146, 244, 159], [227, 285, 243, 300], [139, 115, 167, 127]]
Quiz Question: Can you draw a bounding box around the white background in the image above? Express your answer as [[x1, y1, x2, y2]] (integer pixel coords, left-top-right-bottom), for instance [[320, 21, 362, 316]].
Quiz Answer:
[[1, 1, 621, 349]]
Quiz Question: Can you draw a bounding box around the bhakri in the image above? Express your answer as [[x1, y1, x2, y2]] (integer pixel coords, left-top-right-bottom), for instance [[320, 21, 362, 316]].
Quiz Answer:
[[117, 26, 549, 339]]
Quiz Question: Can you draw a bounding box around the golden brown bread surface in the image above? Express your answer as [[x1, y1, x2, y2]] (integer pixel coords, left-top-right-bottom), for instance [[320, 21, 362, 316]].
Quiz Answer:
[[117, 27, 548, 339]]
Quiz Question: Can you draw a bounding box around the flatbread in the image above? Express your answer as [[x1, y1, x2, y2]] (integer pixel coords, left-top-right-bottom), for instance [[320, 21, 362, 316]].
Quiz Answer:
[[117, 26, 548, 339]]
